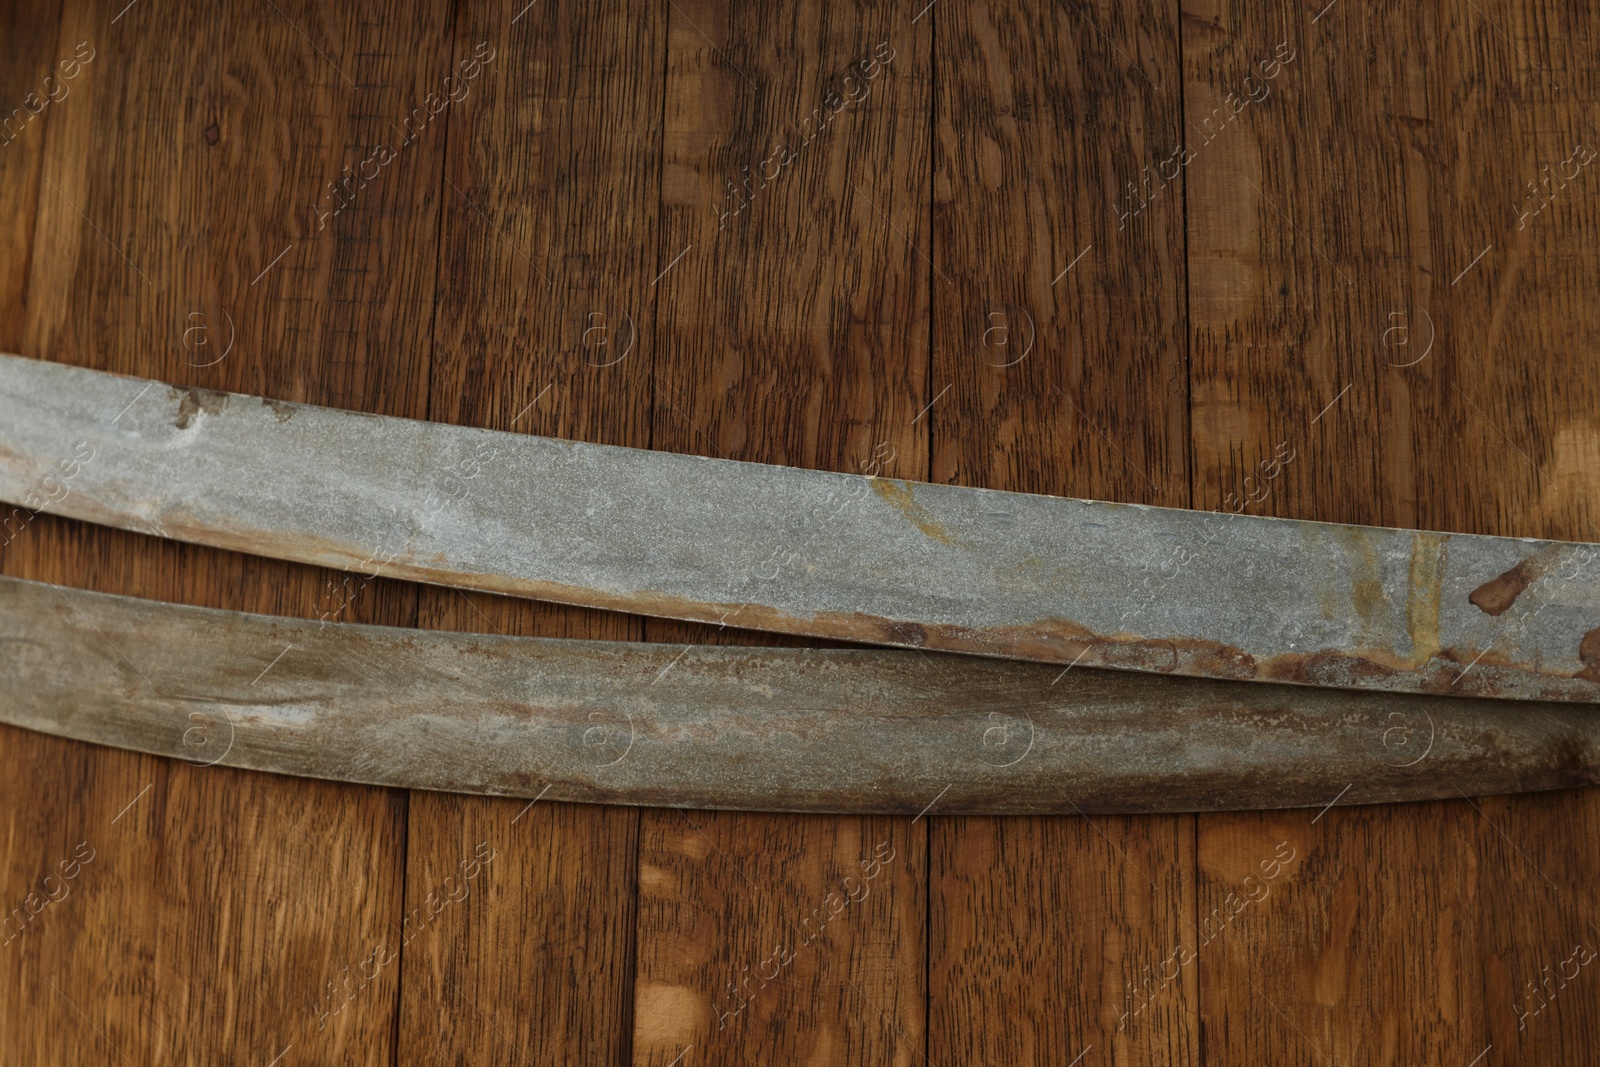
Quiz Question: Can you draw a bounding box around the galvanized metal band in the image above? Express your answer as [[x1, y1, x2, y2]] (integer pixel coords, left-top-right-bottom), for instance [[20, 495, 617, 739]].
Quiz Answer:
[[1, 576, 1594, 813], [2, 354, 1597, 701]]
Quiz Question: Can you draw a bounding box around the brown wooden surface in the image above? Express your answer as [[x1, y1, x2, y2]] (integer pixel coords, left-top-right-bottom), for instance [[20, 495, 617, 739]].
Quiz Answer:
[[929, 0, 1197, 1063], [635, 3, 927, 1062], [1, 0, 1597, 1064], [1183, 1, 1600, 1063]]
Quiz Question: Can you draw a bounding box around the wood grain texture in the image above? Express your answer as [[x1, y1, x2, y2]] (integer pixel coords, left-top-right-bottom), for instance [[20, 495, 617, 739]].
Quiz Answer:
[[634, 813, 922, 1066], [2, 0, 1600, 1063], [397, 0, 663, 1061], [0, 542, 412, 1067], [1183, 0, 1600, 1062], [928, 0, 1198, 1062], [632, 0, 930, 1062], [0, 0, 61, 351], [398, 792, 639, 1067], [3, 0, 454, 1062]]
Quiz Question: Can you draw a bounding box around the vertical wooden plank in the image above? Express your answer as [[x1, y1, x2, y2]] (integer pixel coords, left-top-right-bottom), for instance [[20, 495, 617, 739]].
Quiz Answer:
[[0, 0, 61, 351], [2, 0, 456, 1061], [0, 18, 74, 1057], [636, 812, 922, 1066], [633, 1, 930, 1063], [396, 0, 663, 1062], [929, 0, 1196, 1062], [1185, 0, 1600, 1061], [24, 0, 448, 411], [933, 817, 1196, 1063], [397, 792, 641, 1067]]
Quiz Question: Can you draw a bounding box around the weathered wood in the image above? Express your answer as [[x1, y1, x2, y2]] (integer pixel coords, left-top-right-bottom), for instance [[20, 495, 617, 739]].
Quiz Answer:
[[0, 1, 59, 353], [395, 0, 664, 1061], [2, 0, 1599, 1061], [634, 0, 931, 1061], [928, 0, 1199, 1060], [1183, 0, 1600, 1061], [3, 0, 455, 1061]]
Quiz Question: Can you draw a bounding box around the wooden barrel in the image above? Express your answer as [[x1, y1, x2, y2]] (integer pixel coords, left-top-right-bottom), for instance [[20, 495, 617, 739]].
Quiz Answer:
[[1, 0, 1596, 1062]]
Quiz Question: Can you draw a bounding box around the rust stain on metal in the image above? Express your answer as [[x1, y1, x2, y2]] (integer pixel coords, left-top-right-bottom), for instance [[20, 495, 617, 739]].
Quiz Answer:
[[169, 386, 230, 430], [1405, 532, 1445, 665], [1342, 524, 1390, 649], [869, 477, 957, 544], [1579, 627, 1600, 683], [1352, 578, 1386, 629], [1469, 555, 1541, 615], [41, 507, 1598, 707], [8, 354, 1599, 704]]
